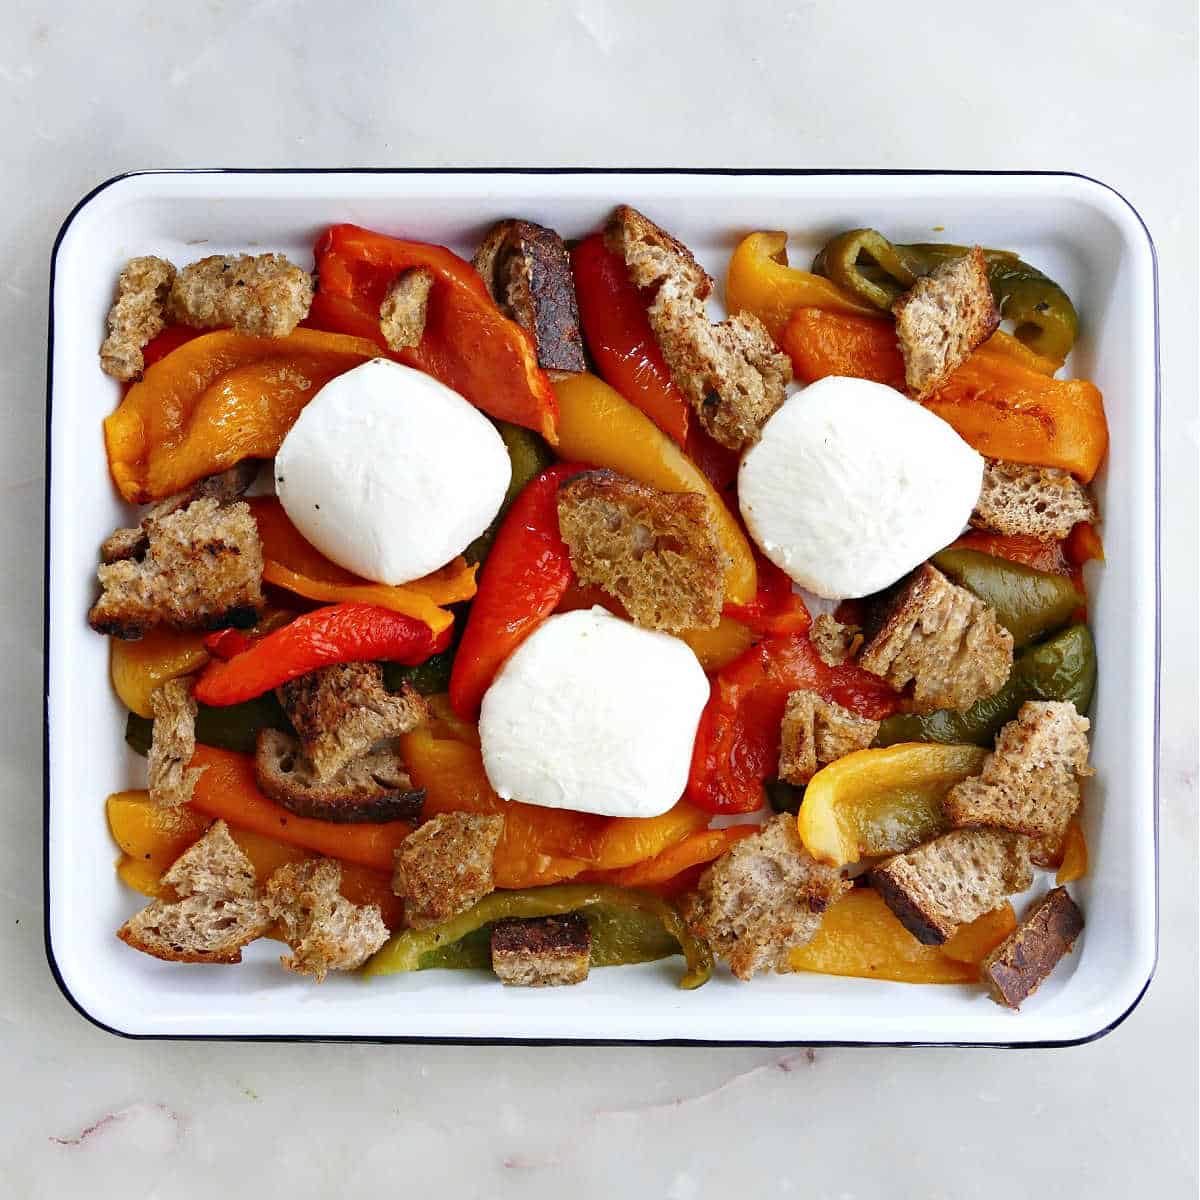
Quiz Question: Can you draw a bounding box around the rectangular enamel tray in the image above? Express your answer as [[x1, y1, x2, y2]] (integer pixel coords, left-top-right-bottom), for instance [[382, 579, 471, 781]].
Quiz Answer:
[[45, 170, 1159, 1043]]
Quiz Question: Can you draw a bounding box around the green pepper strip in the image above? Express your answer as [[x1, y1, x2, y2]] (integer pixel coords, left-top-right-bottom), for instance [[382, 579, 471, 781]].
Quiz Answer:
[[931, 548, 1083, 649], [875, 624, 1096, 747], [812, 229, 1079, 360], [364, 884, 715, 990]]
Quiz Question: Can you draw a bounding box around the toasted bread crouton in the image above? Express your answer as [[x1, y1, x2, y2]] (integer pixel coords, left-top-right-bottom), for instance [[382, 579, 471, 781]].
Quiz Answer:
[[99, 256, 177, 381], [255, 728, 424, 824], [981, 886, 1084, 1009], [100, 461, 260, 564], [557, 471, 726, 632], [265, 858, 389, 981], [809, 613, 861, 667], [944, 701, 1092, 840], [893, 246, 1000, 399], [89, 498, 264, 639], [858, 564, 1013, 714], [276, 663, 427, 781], [117, 820, 270, 963], [682, 814, 850, 980], [971, 459, 1098, 540], [148, 678, 206, 807], [473, 220, 586, 372], [870, 828, 1032, 945], [778, 689, 880, 786], [490, 914, 592, 987], [393, 812, 504, 929], [604, 205, 713, 301], [379, 267, 434, 351], [648, 280, 792, 449], [168, 253, 314, 338]]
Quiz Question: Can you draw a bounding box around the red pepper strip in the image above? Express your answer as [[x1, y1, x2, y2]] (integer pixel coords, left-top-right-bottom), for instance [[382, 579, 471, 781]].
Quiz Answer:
[[203, 628, 254, 660], [570, 234, 690, 446], [449, 463, 586, 718], [683, 424, 742, 494], [724, 554, 812, 637], [686, 634, 900, 814], [310, 224, 558, 443], [141, 325, 204, 370], [194, 603, 445, 706]]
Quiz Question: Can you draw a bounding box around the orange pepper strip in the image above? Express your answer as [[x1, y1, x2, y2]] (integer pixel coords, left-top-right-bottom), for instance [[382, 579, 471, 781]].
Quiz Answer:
[[104, 329, 378, 502], [600, 827, 757, 890], [247, 496, 473, 635], [587, 803, 711, 872], [782, 309, 1108, 482], [1056, 818, 1089, 885], [941, 903, 1018, 964], [188, 746, 413, 872], [1066, 521, 1105, 567]]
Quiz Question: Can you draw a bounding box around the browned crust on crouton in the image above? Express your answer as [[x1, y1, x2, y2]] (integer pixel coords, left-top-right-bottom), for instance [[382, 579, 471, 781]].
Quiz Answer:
[[808, 613, 861, 667], [101, 462, 260, 564], [89, 498, 264, 639], [148, 677, 207, 807], [604, 205, 713, 300], [981, 886, 1084, 1008], [683, 814, 850, 980], [858, 564, 1013, 714], [778, 689, 880, 785], [893, 246, 1000, 399], [869, 829, 1033, 945], [393, 811, 504, 929], [168, 253, 314, 337], [254, 728, 424, 824], [473, 220, 586, 372], [557, 470, 726, 632], [379, 267, 434, 351], [276, 663, 427, 781], [971, 459, 1098, 541], [490, 914, 592, 987], [100, 256, 177, 381], [265, 858, 389, 981], [117, 820, 270, 963], [944, 701, 1092, 840]]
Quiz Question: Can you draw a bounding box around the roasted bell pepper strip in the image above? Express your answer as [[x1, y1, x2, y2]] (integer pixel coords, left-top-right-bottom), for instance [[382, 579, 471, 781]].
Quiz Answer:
[[588, 802, 710, 871], [1056, 817, 1089, 884], [723, 554, 812, 637], [310, 223, 557, 442], [938, 902, 1018, 965], [782, 308, 1108, 481], [204, 628, 253, 660], [187, 746, 413, 870], [1065, 521, 1105, 568], [448, 463, 584, 718], [949, 531, 1073, 577], [194, 603, 444, 706], [104, 329, 378, 502], [110, 628, 210, 718], [363, 883, 713, 989], [676, 616, 757, 673], [139, 325, 204, 371], [597, 827, 757, 891], [570, 233, 690, 445], [247, 496, 473, 635], [553, 372, 757, 604], [687, 633, 900, 814]]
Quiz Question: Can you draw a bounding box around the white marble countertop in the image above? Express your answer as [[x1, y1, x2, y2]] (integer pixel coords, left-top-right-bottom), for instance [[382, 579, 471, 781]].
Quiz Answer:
[[2, 3, 1196, 1196]]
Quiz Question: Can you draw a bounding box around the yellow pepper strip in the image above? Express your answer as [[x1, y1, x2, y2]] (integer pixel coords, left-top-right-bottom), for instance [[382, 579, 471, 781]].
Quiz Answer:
[[676, 616, 756, 673], [553, 373, 756, 605], [110, 629, 210, 718], [1056, 817, 1089, 884], [986, 330, 1061, 375], [248, 497, 474, 635], [726, 231, 877, 343]]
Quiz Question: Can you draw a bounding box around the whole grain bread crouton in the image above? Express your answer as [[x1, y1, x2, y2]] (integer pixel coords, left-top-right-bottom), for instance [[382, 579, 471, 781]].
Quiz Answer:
[[971, 459, 1098, 540], [604, 205, 713, 300], [100, 256, 177, 381], [491, 914, 592, 987], [265, 858, 389, 981], [981, 886, 1084, 1009], [870, 828, 1032, 945], [89, 498, 265, 639], [473, 220, 586, 372], [557, 470, 726, 632], [808, 613, 862, 667], [683, 814, 850, 980], [944, 700, 1092, 840], [893, 246, 1000, 399], [117, 820, 271, 963], [858, 564, 1013, 713], [379, 267, 434, 351], [276, 662, 428, 781], [168, 253, 314, 337], [778, 689, 880, 786], [392, 811, 504, 929], [148, 677, 206, 807]]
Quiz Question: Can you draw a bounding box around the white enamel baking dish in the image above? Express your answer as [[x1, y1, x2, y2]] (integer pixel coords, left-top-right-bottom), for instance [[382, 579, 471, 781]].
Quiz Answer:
[[45, 170, 1159, 1044]]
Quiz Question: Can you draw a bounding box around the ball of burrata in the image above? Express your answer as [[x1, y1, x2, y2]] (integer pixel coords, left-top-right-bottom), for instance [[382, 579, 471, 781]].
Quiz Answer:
[[274, 359, 511, 584], [738, 376, 984, 599], [478, 608, 710, 818]]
